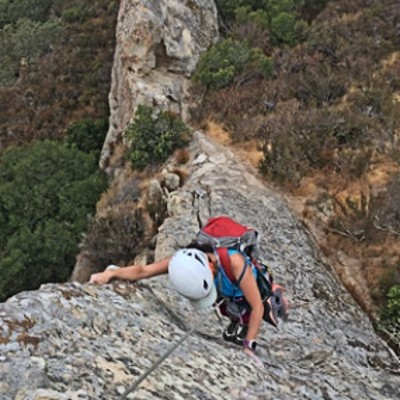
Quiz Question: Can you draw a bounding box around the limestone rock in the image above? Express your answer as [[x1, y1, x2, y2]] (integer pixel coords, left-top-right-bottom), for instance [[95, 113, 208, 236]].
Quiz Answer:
[[162, 172, 180, 191], [1, 133, 399, 400], [100, 0, 219, 169]]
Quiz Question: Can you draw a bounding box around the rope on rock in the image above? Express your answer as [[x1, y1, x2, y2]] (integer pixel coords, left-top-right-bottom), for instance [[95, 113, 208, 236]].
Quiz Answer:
[[119, 298, 225, 400]]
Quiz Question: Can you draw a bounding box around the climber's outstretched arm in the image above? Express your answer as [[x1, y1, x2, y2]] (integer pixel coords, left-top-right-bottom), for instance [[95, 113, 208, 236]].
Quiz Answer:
[[89, 257, 170, 285]]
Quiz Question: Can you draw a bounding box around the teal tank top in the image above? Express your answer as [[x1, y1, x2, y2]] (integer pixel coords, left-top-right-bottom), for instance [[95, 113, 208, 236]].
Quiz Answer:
[[214, 249, 258, 298]]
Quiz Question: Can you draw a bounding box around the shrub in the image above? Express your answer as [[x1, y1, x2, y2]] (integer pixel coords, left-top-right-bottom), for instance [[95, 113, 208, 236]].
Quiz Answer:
[[289, 63, 347, 106], [215, 0, 251, 23], [258, 107, 374, 185], [382, 285, 400, 323], [229, 18, 272, 52], [349, 82, 400, 146], [299, 0, 328, 21], [259, 129, 306, 186], [78, 204, 150, 273], [258, 108, 325, 184], [0, 18, 61, 85], [65, 117, 108, 160], [126, 105, 192, 170], [235, 7, 269, 29], [0, 140, 107, 301], [216, 0, 300, 25], [373, 173, 400, 234], [62, 5, 90, 23], [194, 39, 273, 89], [249, 48, 274, 77], [326, 172, 400, 247], [194, 39, 252, 89], [270, 12, 297, 45], [336, 147, 373, 178], [3, 0, 53, 24]]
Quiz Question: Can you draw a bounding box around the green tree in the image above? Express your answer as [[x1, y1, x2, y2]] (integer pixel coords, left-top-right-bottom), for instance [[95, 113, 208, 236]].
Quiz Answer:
[[270, 12, 297, 45], [65, 117, 108, 160], [0, 140, 107, 301], [12, 18, 60, 65], [0, 17, 60, 84], [62, 5, 90, 23], [194, 39, 252, 89], [382, 285, 400, 325], [216, 0, 269, 23], [299, 0, 328, 21], [5, 0, 53, 24], [126, 105, 192, 170]]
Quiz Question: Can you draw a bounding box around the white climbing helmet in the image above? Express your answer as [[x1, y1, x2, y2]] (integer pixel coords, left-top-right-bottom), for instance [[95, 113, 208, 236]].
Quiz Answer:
[[168, 248, 217, 310]]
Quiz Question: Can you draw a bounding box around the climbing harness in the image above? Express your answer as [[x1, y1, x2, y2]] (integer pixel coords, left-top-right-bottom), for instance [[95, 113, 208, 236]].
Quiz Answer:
[[118, 298, 226, 400]]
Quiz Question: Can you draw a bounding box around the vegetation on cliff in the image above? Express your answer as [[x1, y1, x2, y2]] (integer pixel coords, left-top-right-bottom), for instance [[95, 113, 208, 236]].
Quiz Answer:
[[0, 0, 117, 299], [126, 105, 192, 171], [193, 0, 400, 345], [0, 0, 118, 147], [0, 0, 398, 350], [0, 140, 107, 301]]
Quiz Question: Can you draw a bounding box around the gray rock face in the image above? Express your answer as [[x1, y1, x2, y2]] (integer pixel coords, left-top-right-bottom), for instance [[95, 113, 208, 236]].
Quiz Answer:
[[1, 133, 399, 400], [100, 0, 219, 169]]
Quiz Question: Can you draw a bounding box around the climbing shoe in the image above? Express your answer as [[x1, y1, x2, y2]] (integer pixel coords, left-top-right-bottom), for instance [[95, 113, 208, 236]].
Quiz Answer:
[[222, 321, 248, 346]]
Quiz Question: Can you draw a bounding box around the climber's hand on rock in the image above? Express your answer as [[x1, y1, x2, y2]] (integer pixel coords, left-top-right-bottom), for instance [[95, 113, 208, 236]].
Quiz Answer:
[[89, 270, 113, 285], [243, 347, 265, 368]]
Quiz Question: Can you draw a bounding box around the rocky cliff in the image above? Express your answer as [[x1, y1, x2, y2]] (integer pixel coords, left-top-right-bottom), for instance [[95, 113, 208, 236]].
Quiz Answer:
[[1, 132, 399, 399], [1, 1, 399, 399], [99, 0, 218, 170]]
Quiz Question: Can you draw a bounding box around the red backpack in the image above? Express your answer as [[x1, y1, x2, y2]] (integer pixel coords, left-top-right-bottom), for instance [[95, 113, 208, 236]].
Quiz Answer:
[[195, 216, 288, 326], [195, 216, 260, 283]]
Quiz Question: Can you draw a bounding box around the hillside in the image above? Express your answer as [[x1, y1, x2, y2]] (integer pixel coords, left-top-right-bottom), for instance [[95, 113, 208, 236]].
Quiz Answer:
[[0, 0, 399, 354], [190, 0, 400, 348], [0, 0, 118, 147], [1, 132, 399, 399]]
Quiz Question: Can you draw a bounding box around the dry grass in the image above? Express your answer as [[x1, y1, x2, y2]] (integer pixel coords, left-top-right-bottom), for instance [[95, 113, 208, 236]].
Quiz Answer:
[[205, 120, 263, 168], [96, 165, 143, 216], [205, 120, 232, 146], [173, 148, 190, 164], [286, 158, 400, 318]]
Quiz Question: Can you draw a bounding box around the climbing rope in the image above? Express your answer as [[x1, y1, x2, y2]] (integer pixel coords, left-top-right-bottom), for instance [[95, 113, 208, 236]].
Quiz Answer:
[[119, 298, 225, 400]]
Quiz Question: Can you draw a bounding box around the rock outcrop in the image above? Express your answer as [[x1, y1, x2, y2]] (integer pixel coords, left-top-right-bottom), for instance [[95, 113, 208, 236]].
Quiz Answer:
[[99, 0, 219, 170], [1, 133, 399, 400], [2, 1, 399, 399]]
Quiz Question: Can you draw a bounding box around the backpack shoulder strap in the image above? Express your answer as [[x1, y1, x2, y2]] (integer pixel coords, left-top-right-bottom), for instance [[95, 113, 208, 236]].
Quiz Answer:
[[217, 248, 248, 286]]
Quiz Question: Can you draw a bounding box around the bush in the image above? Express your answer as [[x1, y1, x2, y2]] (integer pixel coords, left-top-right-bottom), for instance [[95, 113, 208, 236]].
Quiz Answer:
[[215, 0, 251, 23], [289, 63, 347, 106], [65, 117, 108, 160], [0, 18, 61, 85], [258, 108, 328, 185], [373, 173, 400, 234], [270, 12, 297, 45], [78, 204, 150, 272], [299, 0, 328, 21], [194, 39, 252, 89], [0, 140, 107, 300], [216, 0, 299, 25], [249, 47, 274, 77], [126, 105, 192, 170], [235, 7, 269, 29], [259, 129, 306, 186], [258, 107, 374, 185], [62, 5, 90, 23], [382, 285, 400, 323], [194, 39, 273, 89], [2, 0, 53, 25]]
